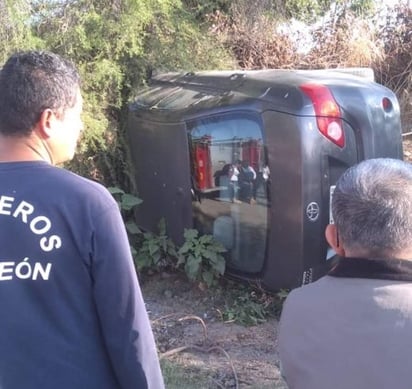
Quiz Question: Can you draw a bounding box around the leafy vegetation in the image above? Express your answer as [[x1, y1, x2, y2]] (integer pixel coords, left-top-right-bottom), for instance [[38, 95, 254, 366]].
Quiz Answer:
[[0, 0, 41, 63], [107, 186, 143, 257], [283, 0, 375, 22], [135, 219, 179, 272], [177, 229, 226, 287], [108, 187, 226, 287], [218, 282, 288, 326], [27, 0, 235, 190], [134, 224, 227, 289]]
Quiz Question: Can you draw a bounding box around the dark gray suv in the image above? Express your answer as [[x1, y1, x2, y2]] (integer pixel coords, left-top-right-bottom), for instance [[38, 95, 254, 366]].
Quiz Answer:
[[127, 69, 403, 291]]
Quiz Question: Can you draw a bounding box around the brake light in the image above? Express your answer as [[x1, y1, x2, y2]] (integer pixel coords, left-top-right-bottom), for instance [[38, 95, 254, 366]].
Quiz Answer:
[[300, 83, 345, 148], [382, 97, 392, 112]]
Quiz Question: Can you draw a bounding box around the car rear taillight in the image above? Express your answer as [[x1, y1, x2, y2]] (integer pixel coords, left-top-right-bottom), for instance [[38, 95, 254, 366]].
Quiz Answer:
[[300, 83, 345, 148], [382, 97, 393, 112]]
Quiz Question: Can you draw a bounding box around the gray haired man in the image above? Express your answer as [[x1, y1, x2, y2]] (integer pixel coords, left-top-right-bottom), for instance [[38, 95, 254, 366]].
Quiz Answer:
[[279, 158, 412, 389]]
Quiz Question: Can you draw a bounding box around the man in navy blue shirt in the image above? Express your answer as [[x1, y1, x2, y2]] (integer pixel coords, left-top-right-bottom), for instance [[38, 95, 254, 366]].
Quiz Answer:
[[0, 51, 164, 388]]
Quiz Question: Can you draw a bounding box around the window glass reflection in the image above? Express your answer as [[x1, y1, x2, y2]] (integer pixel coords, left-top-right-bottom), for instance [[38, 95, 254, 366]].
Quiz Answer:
[[188, 114, 269, 274]]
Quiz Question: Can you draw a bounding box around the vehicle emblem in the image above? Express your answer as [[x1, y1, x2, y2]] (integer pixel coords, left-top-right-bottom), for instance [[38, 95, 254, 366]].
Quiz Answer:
[[306, 202, 320, 222]]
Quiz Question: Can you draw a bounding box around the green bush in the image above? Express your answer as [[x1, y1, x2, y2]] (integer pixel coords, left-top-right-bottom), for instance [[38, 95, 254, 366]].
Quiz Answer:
[[108, 186, 227, 285], [219, 283, 289, 326], [29, 0, 234, 189], [135, 219, 178, 272], [177, 229, 226, 287], [108, 186, 143, 258]]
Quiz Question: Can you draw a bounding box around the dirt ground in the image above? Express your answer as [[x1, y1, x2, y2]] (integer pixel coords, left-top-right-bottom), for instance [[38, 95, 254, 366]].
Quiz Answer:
[[142, 271, 287, 389], [142, 138, 412, 389]]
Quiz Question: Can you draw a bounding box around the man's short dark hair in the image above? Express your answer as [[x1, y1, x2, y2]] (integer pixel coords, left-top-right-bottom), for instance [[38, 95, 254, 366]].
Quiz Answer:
[[0, 51, 80, 136]]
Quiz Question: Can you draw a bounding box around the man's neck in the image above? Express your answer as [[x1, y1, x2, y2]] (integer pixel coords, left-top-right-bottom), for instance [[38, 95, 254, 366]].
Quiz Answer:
[[0, 134, 51, 163]]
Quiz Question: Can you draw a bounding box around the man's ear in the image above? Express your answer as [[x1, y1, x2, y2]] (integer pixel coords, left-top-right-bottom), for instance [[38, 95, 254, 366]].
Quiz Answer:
[[36, 109, 55, 139], [325, 224, 345, 256]]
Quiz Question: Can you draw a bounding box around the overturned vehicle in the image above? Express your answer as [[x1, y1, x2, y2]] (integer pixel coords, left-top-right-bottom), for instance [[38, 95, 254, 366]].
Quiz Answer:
[[126, 68, 403, 291]]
